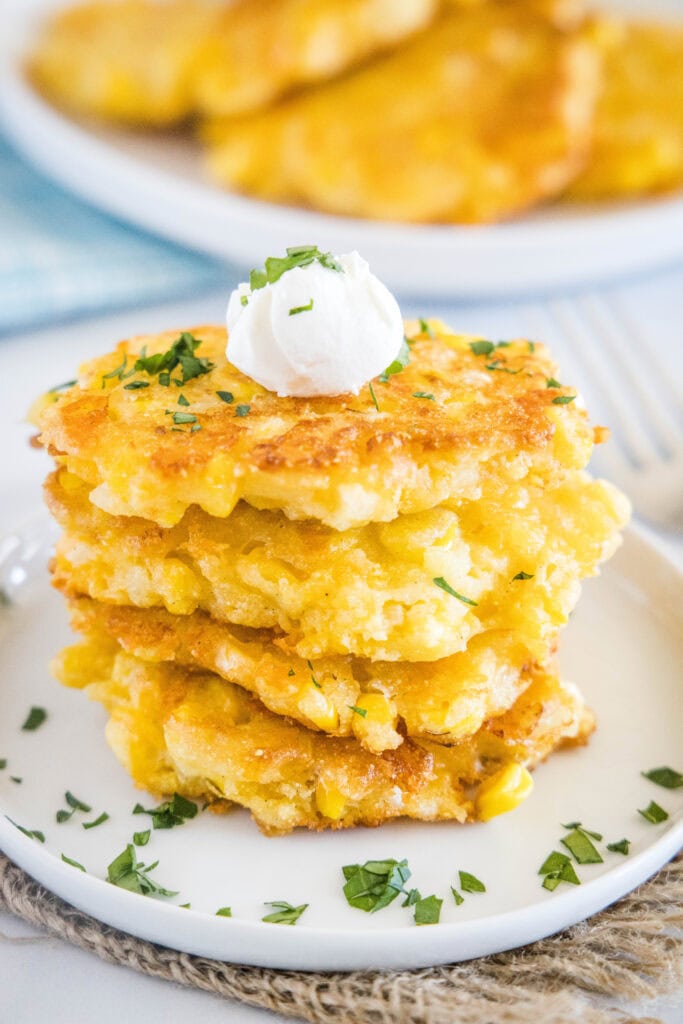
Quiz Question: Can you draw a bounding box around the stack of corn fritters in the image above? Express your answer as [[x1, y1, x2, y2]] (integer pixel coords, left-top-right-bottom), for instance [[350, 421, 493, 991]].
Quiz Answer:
[[34, 320, 629, 834], [28, 0, 683, 222]]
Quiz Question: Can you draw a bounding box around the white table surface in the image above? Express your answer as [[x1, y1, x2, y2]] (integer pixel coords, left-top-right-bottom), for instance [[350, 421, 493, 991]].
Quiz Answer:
[[0, 289, 681, 1023]]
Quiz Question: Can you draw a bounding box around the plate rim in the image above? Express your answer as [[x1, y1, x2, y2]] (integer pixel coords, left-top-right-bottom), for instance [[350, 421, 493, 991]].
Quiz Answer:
[[0, 520, 681, 971]]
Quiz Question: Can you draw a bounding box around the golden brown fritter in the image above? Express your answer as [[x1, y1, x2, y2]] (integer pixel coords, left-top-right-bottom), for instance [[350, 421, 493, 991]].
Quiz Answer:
[[48, 466, 627, 663], [195, 0, 439, 118], [28, 0, 216, 125], [204, 3, 601, 223], [55, 639, 594, 834], [34, 322, 600, 531], [566, 21, 683, 200], [65, 595, 542, 752]]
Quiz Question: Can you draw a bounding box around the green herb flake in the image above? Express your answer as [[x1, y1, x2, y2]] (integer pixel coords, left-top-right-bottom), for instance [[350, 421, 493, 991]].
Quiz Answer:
[[216, 906, 233, 917], [306, 659, 321, 689], [418, 318, 434, 338], [10, 777, 22, 784], [512, 572, 534, 581], [552, 395, 576, 405], [8, 818, 45, 843], [22, 707, 47, 732], [348, 705, 368, 718], [638, 801, 669, 824], [414, 895, 442, 926], [107, 844, 177, 897], [561, 828, 603, 864], [433, 577, 478, 607], [459, 871, 486, 893], [240, 295, 248, 307], [83, 812, 109, 830], [61, 854, 86, 872], [538, 851, 571, 876], [451, 887, 464, 906], [159, 372, 170, 387], [288, 668, 296, 677], [289, 298, 314, 316], [606, 839, 631, 855], [134, 332, 214, 385], [66, 792, 91, 813], [380, 337, 411, 382], [527, 341, 536, 353], [49, 380, 77, 393], [167, 410, 197, 425], [123, 380, 150, 390], [216, 390, 234, 404], [413, 391, 435, 401], [235, 404, 251, 417], [469, 340, 496, 356], [342, 858, 411, 913], [368, 382, 380, 411], [561, 822, 602, 840], [177, 393, 190, 407], [101, 354, 134, 386], [0, 588, 10, 607], [402, 888, 421, 907], [642, 767, 683, 790], [133, 829, 151, 846], [485, 360, 521, 375], [249, 246, 342, 293], [133, 793, 198, 830], [262, 901, 308, 925], [0, 759, 6, 770], [179, 903, 191, 909], [546, 378, 562, 388]]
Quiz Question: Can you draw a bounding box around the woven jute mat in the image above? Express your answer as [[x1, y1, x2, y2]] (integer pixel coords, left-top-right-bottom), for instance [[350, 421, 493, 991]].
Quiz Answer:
[[1, 851, 681, 1024]]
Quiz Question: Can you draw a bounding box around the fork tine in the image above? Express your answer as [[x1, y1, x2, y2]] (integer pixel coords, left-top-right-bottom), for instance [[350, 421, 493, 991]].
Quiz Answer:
[[547, 300, 656, 469], [580, 293, 679, 458]]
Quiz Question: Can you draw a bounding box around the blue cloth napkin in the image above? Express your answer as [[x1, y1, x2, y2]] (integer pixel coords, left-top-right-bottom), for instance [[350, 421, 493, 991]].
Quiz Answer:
[[0, 134, 228, 336]]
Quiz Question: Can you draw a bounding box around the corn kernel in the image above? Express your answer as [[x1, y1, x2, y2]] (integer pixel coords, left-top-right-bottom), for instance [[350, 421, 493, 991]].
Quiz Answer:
[[475, 763, 534, 822], [315, 780, 346, 820], [355, 693, 395, 725], [298, 685, 339, 732], [58, 469, 84, 494]]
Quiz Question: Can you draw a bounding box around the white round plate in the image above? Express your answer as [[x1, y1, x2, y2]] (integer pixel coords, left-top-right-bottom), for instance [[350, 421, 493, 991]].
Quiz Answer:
[[2, 1, 683, 297], [0, 518, 681, 971]]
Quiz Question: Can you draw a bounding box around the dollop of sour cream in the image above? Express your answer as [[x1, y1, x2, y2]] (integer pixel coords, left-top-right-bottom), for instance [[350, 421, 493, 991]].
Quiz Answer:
[[226, 249, 404, 397]]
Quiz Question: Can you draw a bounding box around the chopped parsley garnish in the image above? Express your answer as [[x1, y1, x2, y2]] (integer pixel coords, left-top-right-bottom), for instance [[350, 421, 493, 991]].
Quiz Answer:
[[451, 887, 464, 906], [49, 380, 77, 393], [306, 659, 321, 689], [561, 822, 602, 840], [235, 404, 251, 417], [101, 354, 135, 386], [22, 706, 47, 731], [527, 341, 536, 353], [216, 906, 233, 917], [217, 390, 234, 404], [166, 410, 197, 425], [191, 423, 202, 432], [606, 839, 630, 855], [402, 888, 421, 907], [82, 812, 109, 830], [552, 395, 575, 405], [539, 851, 581, 891], [56, 791, 92, 823], [8, 818, 45, 843], [0, 759, 6, 770], [133, 793, 198, 830], [642, 766, 683, 789], [638, 801, 669, 824], [288, 668, 296, 677], [348, 705, 368, 718], [262, 901, 308, 925], [433, 577, 478, 606], [469, 340, 496, 356], [561, 826, 603, 864], [380, 337, 411, 382], [159, 372, 170, 387], [485, 360, 521, 375], [61, 854, 86, 872], [10, 777, 22, 784], [240, 295, 248, 307], [289, 298, 314, 316], [418, 318, 434, 338], [179, 903, 191, 909], [546, 378, 562, 388], [342, 858, 411, 913], [107, 844, 177, 897], [412, 391, 435, 401], [512, 572, 534, 581], [123, 380, 149, 390], [459, 871, 485, 893], [414, 895, 442, 925], [249, 246, 341, 292], [177, 393, 190, 407], [135, 332, 214, 384], [368, 382, 379, 411], [133, 829, 151, 846], [0, 588, 10, 607]]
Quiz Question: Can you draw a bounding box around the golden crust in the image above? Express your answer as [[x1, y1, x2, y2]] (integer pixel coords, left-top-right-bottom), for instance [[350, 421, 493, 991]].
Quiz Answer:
[[48, 466, 628, 663], [35, 322, 597, 530], [54, 638, 594, 834], [203, 4, 601, 223], [65, 595, 541, 752], [566, 21, 683, 200]]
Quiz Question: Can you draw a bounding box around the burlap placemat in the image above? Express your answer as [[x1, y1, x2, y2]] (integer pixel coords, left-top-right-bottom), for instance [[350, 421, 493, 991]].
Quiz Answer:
[[1, 851, 681, 1024]]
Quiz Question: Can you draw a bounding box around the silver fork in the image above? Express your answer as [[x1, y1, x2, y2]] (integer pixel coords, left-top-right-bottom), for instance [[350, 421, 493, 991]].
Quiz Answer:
[[545, 294, 683, 531]]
